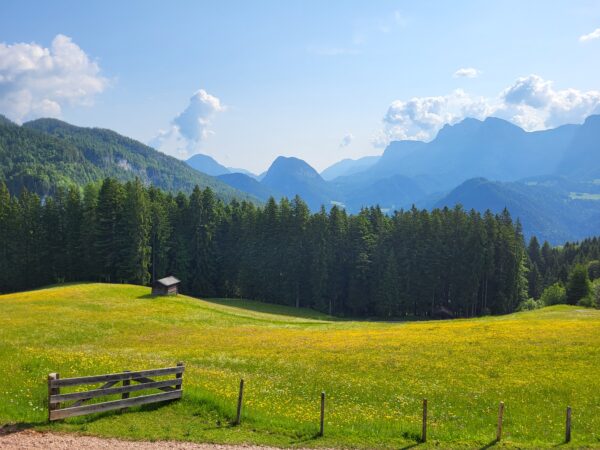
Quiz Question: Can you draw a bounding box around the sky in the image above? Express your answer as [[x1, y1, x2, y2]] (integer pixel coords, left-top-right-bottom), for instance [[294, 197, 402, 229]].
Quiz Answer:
[[1, 0, 600, 173]]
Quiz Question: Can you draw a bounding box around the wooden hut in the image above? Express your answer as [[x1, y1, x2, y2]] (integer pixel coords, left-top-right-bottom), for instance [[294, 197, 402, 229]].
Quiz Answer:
[[433, 305, 454, 319], [152, 276, 181, 296]]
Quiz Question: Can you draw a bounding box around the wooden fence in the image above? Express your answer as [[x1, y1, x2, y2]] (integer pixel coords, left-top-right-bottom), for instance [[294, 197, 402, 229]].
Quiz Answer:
[[46, 371, 576, 444], [47, 363, 184, 421]]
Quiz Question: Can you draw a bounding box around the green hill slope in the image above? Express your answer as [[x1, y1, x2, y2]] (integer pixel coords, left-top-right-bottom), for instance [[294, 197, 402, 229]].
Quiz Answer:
[[1, 283, 600, 448], [0, 116, 255, 201]]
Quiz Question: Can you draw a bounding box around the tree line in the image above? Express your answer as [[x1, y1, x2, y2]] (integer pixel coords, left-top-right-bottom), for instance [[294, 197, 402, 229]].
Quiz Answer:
[[0, 178, 597, 317]]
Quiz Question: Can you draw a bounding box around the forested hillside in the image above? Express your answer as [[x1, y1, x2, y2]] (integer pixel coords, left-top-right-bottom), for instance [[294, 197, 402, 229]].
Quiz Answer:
[[1, 177, 598, 316], [0, 178, 555, 317], [0, 116, 253, 201], [434, 177, 600, 244]]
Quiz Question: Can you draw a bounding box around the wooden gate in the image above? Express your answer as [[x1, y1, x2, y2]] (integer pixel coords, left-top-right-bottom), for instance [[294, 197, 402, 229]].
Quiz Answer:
[[48, 363, 184, 421]]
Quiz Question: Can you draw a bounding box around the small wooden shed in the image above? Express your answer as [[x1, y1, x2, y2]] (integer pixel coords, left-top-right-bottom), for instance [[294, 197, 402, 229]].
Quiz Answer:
[[152, 276, 181, 296], [433, 305, 454, 319]]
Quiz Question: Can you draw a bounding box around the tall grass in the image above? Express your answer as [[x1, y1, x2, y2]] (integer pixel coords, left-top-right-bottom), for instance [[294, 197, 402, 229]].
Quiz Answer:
[[1, 283, 599, 448]]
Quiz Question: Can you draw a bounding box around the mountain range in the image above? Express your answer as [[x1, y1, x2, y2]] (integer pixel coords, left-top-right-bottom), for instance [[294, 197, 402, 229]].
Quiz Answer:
[[2, 110, 599, 244], [0, 115, 255, 202], [195, 115, 600, 243]]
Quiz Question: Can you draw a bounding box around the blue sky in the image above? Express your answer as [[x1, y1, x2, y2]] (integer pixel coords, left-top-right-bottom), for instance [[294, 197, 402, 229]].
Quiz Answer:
[[1, 1, 600, 172]]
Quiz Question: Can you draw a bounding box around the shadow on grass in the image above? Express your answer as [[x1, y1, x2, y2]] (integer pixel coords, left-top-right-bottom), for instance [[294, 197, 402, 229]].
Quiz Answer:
[[0, 421, 48, 436], [199, 297, 336, 321], [199, 298, 451, 324], [398, 444, 420, 450], [478, 439, 500, 449], [43, 399, 179, 426]]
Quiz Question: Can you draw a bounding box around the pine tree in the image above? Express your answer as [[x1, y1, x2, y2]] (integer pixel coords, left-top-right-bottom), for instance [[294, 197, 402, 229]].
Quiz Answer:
[[566, 264, 592, 305], [306, 206, 329, 311], [95, 178, 125, 282], [148, 187, 172, 284], [0, 181, 15, 292], [347, 212, 375, 315], [372, 246, 400, 317], [288, 196, 310, 308], [167, 192, 191, 290], [16, 190, 44, 290], [118, 179, 151, 285], [64, 186, 84, 281], [326, 206, 348, 315], [81, 183, 100, 280]]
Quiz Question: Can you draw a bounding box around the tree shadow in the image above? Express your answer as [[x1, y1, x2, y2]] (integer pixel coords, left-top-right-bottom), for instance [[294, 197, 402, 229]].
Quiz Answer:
[[200, 297, 337, 321]]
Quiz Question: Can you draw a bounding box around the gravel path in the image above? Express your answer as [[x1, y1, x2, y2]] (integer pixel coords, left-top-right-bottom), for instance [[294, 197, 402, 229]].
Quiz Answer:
[[0, 430, 310, 450]]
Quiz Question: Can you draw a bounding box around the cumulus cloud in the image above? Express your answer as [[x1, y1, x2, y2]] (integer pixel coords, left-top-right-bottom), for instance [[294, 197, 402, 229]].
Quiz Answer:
[[379, 89, 493, 143], [453, 67, 481, 78], [579, 28, 600, 42], [0, 34, 107, 122], [500, 74, 600, 129], [502, 74, 553, 108], [339, 133, 354, 148], [375, 74, 600, 146], [151, 89, 225, 158]]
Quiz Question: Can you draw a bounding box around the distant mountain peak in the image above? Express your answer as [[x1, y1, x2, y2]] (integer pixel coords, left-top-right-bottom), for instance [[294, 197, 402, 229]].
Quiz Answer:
[[186, 153, 230, 176], [262, 156, 334, 209], [583, 114, 600, 126], [0, 114, 16, 127], [267, 156, 321, 179], [321, 155, 380, 181], [436, 116, 523, 140]]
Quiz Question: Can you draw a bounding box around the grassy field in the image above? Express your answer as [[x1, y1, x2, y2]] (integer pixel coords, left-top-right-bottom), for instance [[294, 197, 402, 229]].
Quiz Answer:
[[1, 283, 600, 448]]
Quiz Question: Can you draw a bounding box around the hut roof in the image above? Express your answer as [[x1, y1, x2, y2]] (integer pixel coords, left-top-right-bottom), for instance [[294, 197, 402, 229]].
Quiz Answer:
[[156, 276, 181, 287]]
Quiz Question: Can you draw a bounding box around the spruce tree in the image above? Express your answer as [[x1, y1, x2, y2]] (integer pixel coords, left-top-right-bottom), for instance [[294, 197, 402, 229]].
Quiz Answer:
[[119, 179, 151, 285], [95, 178, 125, 282], [566, 264, 592, 305]]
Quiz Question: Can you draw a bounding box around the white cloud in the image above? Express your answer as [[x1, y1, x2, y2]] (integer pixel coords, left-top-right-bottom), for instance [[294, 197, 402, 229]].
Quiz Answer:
[[0, 34, 107, 122], [375, 74, 600, 146], [151, 89, 225, 158], [174, 89, 224, 141], [339, 133, 354, 148], [501, 74, 600, 128], [453, 67, 481, 78], [502, 74, 553, 108], [379, 89, 494, 144], [579, 28, 600, 42]]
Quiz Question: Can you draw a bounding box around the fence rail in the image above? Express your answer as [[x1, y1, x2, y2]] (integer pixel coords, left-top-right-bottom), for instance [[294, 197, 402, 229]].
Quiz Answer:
[[48, 363, 184, 421], [45, 371, 576, 444]]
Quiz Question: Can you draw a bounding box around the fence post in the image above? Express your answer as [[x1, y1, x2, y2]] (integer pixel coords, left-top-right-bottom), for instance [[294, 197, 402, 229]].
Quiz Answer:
[[122, 370, 131, 399], [319, 392, 325, 437], [47, 373, 59, 422], [496, 401, 504, 442], [566, 406, 572, 443], [422, 398, 427, 442], [120, 370, 131, 413], [235, 379, 244, 425], [176, 362, 184, 390]]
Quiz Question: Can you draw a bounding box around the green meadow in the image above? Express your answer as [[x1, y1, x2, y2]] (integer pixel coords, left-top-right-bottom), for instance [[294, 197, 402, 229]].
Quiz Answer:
[[1, 283, 600, 448]]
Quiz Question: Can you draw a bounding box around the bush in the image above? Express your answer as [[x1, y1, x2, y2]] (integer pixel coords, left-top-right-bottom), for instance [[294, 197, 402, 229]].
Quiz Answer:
[[592, 279, 600, 308], [518, 298, 544, 311], [540, 283, 566, 306], [566, 264, 592, 305], [588, 260, 600, 281], [577, 296, 597, 308]]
